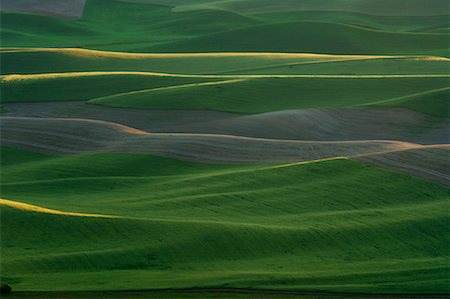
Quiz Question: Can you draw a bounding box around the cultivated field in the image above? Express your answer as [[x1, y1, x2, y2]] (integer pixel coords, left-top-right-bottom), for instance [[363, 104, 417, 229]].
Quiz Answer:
[[0, 0, 449, 297]]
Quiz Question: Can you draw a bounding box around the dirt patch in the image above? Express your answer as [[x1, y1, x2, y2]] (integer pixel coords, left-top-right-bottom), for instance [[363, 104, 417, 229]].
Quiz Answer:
[[1, 0, 86, 19], [3, 102, 448, 144], [0, 116, 415, 164], [356, 145, 450, 187]]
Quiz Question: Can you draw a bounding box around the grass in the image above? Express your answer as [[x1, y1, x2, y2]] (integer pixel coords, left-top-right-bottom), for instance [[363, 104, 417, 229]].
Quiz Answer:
[[1, 1, 449, 295], [1, 146, 449, 293], [129, 22, 450, 56], [0, 0, 258, 49], [0, 73, 214, 103], [371, 87, 450, 118], [0, 290, 400, 299], [1, 0, 449, 56], [253, 11, 450, 33], [2, 48, 449, 76], [89, 77, 450, 114], [167, 0, 450, 17]]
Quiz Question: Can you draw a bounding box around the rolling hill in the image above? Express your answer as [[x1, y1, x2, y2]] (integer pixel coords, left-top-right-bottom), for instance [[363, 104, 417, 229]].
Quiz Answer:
[[145, 0, 450, 17], [2, 48, 449, 75], [1, 0, 449, 56], [0, 0, 449, 296], [2, 146, 449, 292], [88, 77, 450, 115], [134, 21, 449, 56]]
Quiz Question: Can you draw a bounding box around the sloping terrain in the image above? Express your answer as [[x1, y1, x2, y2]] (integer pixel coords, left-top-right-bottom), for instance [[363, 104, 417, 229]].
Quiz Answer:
[[88, 76, 450, 114], [1, 0, 449, 55], [141, 0, 449, 16], [3, 102, 448, 145], [0, 0, 86, 19], [0, 116, 416, 163], [356, 145, 450, 187], [134, 22, 450, 56], [0, 72, 215, 103], [4, 48, 449, 75], [0, 0, 449, 296], [1, 147, 449, 292]]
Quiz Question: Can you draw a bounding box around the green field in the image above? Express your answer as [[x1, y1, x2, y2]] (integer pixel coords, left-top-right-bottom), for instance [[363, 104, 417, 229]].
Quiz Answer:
[[3, 49, 450, 76], [1, 146, 449, 292], [0, 0, 449, 296], [0, 73, 214, 103], [1, 0, 449, 56], [88, 77, 450, 115]]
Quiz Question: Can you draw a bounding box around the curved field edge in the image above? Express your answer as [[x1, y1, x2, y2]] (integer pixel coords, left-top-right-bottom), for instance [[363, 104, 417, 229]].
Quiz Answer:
[[2, 1, 449, 55], [2, 72, 449, 116], [1, 48, 449, 75], [1, 146, 449, 292], [85, 76, 450, 116]]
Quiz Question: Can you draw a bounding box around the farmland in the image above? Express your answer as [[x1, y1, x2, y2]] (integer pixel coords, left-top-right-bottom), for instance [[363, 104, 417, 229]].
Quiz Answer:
[[0, 0, 449, 297]]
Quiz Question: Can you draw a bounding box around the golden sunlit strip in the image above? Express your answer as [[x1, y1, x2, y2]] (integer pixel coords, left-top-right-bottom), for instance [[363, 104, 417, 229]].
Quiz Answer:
[[2, 72, 450, 82], [0, 198, 122, 218]]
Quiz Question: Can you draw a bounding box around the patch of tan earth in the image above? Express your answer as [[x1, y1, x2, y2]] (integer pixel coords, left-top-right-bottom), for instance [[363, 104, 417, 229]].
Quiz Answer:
[[0, 117, 417, 164], [0, 0, 86, 19], [3, 102, 448, 145], [355, 145, 450, 187]]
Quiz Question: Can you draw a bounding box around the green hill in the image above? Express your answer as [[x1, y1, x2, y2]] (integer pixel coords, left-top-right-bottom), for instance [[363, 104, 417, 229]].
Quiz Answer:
[[133, 22, 449, 56], [0, 0, 258, 49], [0, 73, 214, 103], [372, 87, 450, 118], [1, 0, 448, 56], [2, 48, 449, 76], [89, 77, 450, 114], [154, 0, 450, 16], [1, 146, 449, 292]]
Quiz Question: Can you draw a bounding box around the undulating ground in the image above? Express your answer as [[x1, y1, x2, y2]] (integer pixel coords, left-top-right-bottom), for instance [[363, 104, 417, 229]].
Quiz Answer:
[[0, 0, 449, 297]]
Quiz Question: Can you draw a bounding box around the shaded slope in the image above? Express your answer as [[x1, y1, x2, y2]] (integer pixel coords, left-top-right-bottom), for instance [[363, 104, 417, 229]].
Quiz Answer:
[[132, 22, 450, 56], [0, 0, 258, 49], [253, 11, 450, 33], [4, 102, 448, 145], [89, 77, 450, 114], [165, 0, 450, 17], [1, 48, 449, 76], [0, 117, 415, 163], [2, 1, 448, 56], [0, 72, 215, 103], [0, 0, 86, 19], [356, 145, 450, 187], [372, 87, 450, 118], [1, 147, 449, 292]]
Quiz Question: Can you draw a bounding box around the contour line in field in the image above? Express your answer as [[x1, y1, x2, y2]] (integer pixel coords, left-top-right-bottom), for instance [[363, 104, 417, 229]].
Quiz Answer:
[[3, 72, 450, 82], [0, 198, 122, 218]]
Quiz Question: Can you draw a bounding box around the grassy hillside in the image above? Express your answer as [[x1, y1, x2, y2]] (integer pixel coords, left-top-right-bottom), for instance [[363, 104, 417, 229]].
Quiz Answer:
[[134, 22, 449, 56], [89, 77, 450, 114], [0, 73, 214, 103], [2, 48, 449, 76], [1, 0, 449, 56], [0, 0, 258, 49], [1, 146, 449, 292], [158, 0, 450, 16], [254, 11, 450, 33], [373, 87, 450, 118]]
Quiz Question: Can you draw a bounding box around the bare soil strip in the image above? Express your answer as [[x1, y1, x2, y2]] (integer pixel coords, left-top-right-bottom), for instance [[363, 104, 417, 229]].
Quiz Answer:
[[3, 102, 448, 145], [0, 0, 86, 19], [356, 145, 450, 187], [0, 116, 424, 162]]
